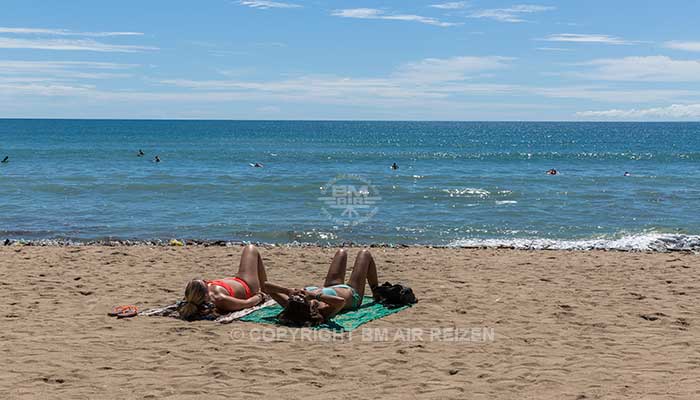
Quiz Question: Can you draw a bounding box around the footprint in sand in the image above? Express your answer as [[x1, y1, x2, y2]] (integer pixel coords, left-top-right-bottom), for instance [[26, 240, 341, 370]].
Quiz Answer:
[[639, 312, 668, 321], [673, 318, 690, 329], [41, 377, 66, 384]]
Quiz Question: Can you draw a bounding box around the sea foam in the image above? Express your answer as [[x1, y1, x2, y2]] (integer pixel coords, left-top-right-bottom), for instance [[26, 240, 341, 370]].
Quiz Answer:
[[448, 233, 700, 252]]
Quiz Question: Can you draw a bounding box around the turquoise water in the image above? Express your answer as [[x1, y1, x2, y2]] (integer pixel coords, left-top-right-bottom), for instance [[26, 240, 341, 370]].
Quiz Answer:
[[1, 119, 699, 250]]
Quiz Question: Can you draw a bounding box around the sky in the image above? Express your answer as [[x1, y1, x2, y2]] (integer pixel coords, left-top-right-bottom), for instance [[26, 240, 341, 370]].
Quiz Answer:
[[2, 0, 700, 120]]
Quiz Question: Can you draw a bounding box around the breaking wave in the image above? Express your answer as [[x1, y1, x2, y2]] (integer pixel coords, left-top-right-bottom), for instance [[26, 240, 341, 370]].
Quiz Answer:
[[448, 233, 700, 252], [442, 188, 491, 198]]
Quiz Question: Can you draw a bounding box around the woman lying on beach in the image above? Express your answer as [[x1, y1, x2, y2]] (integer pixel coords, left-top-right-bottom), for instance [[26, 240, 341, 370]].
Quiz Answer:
[[178, 244, 267, 321], [264, 249, 379, 326]]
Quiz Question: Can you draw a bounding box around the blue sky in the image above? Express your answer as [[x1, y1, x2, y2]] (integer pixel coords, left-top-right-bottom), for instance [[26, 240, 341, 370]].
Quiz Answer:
[[2, 0, 700, 120]]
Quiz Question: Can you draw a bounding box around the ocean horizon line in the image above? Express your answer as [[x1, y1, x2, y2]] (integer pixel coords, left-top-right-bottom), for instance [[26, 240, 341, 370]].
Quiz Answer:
[[1, 117, 700, 124]]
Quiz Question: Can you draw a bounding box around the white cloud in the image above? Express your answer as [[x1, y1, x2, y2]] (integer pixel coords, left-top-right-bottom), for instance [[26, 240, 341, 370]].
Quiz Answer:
[[0, 60, 136, 71], [0, 27, 142, 36], [159, 56, 511, 92], [332, 8, 381, 19], [154, 60, 700, 106], [576, 104, 700, 119], [536, 47, 570, 51], [5, 53, 699, 118], [429, 2, 470, 10], [252, 41, 286, 47], [257, 105, 281, 113], [10, 76, 697, 111], [0, 82, 96, 97], [393, 56, 513, 83], [0, 60, 137, 79], [151, 55, 514, 106], [576, 56, 700, 82], [469, 4, 554, 23], [331, 8, 458, 27], [133, 54, 700, 107], [540, 33, 634, 45], [664, 41, 700, 52], [238, 1, 301, 9], [0, 37, 158, 52], [157, 76, 448, 101], [533, 86, 698, 103]]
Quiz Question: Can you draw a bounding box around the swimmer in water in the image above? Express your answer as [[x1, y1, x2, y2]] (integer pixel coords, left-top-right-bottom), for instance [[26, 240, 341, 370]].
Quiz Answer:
[[391, 162, 398, 170], [154, 155, 161, 163], [1, 156, 8, 163], [546, 169, 558, 175], [138, 149, 144, 157], [251, 162, 264, 168], [624, 172, 631, 177]]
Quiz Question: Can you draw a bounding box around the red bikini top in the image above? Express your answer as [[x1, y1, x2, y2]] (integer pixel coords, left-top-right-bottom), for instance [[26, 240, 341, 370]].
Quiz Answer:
[[205, 277, 252, 299]]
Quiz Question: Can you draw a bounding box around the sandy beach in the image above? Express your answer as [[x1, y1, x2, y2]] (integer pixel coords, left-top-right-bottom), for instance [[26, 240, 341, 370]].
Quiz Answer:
[[1, 245, 699, 399]]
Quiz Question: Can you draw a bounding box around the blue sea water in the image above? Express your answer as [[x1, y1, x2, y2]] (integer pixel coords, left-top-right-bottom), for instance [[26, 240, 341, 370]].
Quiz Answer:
[[1, 119, 699, 250]]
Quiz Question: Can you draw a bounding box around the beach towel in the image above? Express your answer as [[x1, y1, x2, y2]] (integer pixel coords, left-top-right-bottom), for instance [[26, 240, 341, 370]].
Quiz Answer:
[[140, 299, 277, 323], [240, 296, 409, 332]]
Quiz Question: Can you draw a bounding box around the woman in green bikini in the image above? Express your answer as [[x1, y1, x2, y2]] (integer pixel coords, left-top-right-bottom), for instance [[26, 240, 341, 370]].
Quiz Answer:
[[264, 249, 380, 326]]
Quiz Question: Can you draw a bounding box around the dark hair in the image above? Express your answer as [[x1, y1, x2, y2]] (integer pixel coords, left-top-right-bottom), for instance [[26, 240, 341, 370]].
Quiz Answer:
[[277, 295, 325, 327]]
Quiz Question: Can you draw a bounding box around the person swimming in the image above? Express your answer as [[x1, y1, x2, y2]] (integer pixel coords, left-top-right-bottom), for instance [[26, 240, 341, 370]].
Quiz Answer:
[[250, 162, 264, 168], [138, 149, 144, 157], [624, 172, 631, 176], [1, 156, 8, 163], [546, 169, 558, 175], [391, 162, 398, 170], [154, 155, 161, 163]]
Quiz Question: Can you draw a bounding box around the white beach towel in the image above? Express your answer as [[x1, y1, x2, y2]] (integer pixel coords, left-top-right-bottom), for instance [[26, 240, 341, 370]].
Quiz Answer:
[[140, 297, 276, 323]]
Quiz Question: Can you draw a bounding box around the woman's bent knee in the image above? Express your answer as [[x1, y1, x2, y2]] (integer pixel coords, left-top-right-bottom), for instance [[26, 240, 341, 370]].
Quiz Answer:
[[357, 249, 372, 258], [243, 244, 259, 255], [335, 248, 348, 257]]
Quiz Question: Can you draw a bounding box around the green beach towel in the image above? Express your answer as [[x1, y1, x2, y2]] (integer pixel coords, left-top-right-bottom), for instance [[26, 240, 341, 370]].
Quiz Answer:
[[239, 296, 409, 332]]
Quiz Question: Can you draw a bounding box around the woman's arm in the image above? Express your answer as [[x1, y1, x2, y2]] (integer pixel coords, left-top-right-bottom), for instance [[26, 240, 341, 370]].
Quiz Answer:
[[268, 292, 289, 307], [312, 294, 346, 319], [264, 282, 299, 295], [302, 290, 345, 306], [211, 292, 263, 313], [264, 282, 299, 307]]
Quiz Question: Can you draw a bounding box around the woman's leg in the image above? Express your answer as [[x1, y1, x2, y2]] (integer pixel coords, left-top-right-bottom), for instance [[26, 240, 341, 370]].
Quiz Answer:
[[257, 252, 268, 292], [323, 249, 348, 287], [348, 249, 379, 298], [236, 244, 266, 294]]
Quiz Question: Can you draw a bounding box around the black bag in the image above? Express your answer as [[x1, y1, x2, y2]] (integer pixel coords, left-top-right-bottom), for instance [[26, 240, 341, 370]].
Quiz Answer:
[[373, 282, 417, 308]]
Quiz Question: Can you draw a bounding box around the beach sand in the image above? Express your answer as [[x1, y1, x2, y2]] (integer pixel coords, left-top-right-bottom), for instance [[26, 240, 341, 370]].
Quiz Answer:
[[1, 245, 699, 399]]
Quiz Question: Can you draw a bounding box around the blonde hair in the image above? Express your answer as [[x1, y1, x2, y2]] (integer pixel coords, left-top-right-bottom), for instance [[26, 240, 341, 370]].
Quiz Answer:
[[178, 279, 208, 321]]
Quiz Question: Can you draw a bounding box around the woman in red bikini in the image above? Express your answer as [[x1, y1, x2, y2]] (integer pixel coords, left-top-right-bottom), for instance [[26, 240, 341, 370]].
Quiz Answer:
[[178, 244, 268, 320]]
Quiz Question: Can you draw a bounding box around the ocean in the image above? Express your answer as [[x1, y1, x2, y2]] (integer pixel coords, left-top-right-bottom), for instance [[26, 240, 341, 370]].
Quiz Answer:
[[1, 119, 699, 251]]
